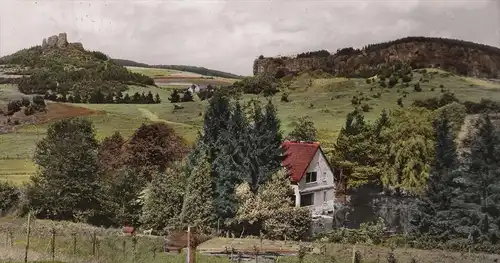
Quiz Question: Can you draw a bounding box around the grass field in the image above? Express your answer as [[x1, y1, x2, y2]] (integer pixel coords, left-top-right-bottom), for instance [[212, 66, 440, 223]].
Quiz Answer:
[[1, 68, 500, 184], [0, 217, 498, 263]]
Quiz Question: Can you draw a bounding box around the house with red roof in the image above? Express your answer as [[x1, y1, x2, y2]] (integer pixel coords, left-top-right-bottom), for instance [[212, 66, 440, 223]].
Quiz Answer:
[[282, 141, 336, 216]]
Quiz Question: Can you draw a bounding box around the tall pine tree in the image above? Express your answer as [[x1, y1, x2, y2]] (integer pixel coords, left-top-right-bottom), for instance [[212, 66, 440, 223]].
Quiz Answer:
[[453, 114, 500, 243], [411, 111, 458, 240], [179, 152, 216, 234], [213, 101, 248, 220]]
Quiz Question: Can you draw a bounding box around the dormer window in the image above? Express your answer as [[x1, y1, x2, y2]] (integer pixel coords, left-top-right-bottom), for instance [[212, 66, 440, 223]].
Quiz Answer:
[[305, 171, 317, 183]]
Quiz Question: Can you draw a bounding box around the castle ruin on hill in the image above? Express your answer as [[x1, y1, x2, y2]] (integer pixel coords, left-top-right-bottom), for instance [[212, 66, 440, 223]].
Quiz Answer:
[[41, 33, 84, 50]]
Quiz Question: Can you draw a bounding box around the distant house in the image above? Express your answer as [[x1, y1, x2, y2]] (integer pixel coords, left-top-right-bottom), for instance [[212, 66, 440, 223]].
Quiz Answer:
[[282, 141, 336, 216], [187, 84, 208, 94]]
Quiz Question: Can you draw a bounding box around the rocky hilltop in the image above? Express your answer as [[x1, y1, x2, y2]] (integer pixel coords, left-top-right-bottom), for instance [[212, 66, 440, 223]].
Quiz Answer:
[[41, 32, 84, 50], [254, 37, 500, 79]]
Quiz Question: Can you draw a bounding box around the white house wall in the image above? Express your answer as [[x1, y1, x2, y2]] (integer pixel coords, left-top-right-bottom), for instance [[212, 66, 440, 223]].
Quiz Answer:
[[296, 148, 335, 215]]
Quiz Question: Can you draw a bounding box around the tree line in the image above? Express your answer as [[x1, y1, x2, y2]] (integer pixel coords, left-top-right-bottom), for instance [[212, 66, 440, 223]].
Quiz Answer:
[[43, 90, 161, 104], [0, 91, 311, 240]]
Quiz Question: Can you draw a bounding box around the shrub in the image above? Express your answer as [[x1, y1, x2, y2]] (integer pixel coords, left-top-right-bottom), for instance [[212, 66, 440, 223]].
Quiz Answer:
[[362, 103, 370, 112], [401, 75, 412, 83], [21, 97, 31, 107], [24, 106, 35, 116], [280, 92, 289, 102], [351, 96, 359, 105], [397, 98, 403, 107], [366, 78, 371, 84], [315, 217, 386, 245], [388, 76, 398, 88], [0, 181, 20, 215], [413, 82, 422, 92]]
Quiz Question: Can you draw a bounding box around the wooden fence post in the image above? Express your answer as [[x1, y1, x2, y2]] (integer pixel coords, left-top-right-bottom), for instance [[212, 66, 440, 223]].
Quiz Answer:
[[50, 227, 56, 262], [24, 212, 31, 263], [72, 233, 77, 255], [92, 230, 97, 257], [132, 235, 137, 263], [9, 231, 13, 247]]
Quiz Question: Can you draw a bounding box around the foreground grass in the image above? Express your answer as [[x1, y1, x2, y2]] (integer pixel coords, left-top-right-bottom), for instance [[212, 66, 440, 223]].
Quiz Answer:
[[2, 69, 500, 184]]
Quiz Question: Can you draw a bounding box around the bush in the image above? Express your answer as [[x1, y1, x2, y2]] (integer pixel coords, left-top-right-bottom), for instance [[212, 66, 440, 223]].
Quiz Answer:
[[413, 82, 422, 92], [362, 103, 370, 112], [401, 75, 412, 83], [7, 100, 22, 115], [397, 98, 403, 107], [316, 217, 386, 245], [24, 106, 35, 116], [281, 92, 289, 102], [21, 97, 31, 107], [388, 77, 398, 88], [0, 181, 20, 215]]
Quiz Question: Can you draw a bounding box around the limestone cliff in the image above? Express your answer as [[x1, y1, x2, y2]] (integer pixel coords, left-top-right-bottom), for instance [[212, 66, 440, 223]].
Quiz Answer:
[[254, 37, 500, 79]]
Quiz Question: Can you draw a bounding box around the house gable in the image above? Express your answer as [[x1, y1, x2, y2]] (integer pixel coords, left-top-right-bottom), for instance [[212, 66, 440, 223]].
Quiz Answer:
[[282, 141, 332, 183], [297, 147, 335, 189]]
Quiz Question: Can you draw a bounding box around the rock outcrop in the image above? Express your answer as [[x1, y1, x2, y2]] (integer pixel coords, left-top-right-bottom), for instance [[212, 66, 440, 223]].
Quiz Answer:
[[254, 37, 500, 79], [41, 32, 70, 49]]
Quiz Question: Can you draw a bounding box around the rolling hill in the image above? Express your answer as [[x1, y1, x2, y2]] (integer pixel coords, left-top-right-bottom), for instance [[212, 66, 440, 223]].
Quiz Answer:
[[254, 36, 500, 79], [112, 58, 244, 79], [1, 34, 500, 185]]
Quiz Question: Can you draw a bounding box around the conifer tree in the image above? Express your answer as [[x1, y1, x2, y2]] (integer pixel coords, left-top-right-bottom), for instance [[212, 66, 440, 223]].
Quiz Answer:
[[411, 111, 458, 238], [243, 100, 283, 192], [168, 89, 180, 103], [123, 93, 131, 103], [179, 153, 215, 233], [453, 114, 500, 243], [154, 93, 161, 104], [213, 101, 248, 220], [146, 91, 155, 104]]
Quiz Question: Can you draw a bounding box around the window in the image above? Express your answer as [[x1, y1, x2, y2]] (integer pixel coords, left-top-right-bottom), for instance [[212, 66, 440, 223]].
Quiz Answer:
[[323, 191, 327, 202], [305, 171, 317, 183], [300, 193, 314, 206]]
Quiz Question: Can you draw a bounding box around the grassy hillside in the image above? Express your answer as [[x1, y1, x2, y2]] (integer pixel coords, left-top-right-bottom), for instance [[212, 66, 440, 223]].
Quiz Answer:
[[113, 58, 244, 79], [1, 67, 500, 184], [0, 45, 154, 98], [127, 66, 238, 86]]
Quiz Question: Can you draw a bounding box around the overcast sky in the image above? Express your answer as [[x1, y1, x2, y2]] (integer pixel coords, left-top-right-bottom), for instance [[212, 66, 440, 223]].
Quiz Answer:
[[1, 0, 499, 76]]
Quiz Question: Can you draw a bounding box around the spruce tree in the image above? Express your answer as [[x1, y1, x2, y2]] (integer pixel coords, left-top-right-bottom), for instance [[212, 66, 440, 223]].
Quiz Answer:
[[179, 153, 215, 233], [146, 91, 155, 104], [454, 114, 500, 243], [411, 111, 458, 239], [154, 93, 161, 104], [213, 101, 248, 220], [243, 100, 283, 192]]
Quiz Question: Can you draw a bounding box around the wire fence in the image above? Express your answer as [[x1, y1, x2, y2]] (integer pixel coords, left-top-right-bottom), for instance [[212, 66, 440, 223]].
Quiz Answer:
[[1, 215, 500, 263]]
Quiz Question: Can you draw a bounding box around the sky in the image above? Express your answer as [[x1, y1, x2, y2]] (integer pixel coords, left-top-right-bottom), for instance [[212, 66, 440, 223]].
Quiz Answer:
[[0, 0, 499, 76]]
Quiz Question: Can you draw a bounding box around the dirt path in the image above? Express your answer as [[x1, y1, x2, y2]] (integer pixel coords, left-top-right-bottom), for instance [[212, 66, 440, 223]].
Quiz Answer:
[[137, 108, 193, 127]]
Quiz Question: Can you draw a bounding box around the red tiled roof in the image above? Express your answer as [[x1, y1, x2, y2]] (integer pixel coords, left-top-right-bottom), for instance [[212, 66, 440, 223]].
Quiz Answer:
[[281, 141, 320, 183]]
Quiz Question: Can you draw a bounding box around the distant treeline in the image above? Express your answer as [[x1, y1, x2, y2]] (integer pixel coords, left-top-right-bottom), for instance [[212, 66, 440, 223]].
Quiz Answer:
[[112, 58, 243, 79], [257, 36, 500, 60], [44, 90, 161, 104]]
